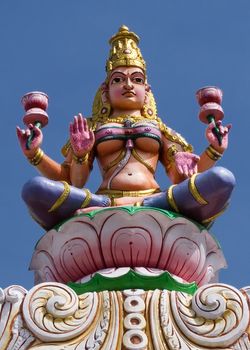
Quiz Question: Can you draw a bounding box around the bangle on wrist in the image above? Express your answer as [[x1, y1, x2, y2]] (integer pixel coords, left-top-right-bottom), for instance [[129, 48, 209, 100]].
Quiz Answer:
[[205, 145, 223, 161], [72, 152, 89, 165], [28, 148, 44, 166]]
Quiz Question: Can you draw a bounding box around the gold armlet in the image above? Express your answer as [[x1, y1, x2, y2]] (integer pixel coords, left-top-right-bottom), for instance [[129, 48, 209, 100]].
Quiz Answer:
[[28, 148, 44, 166], [61, 139, 71, 157], [166, 145, 178, 164], [72, 153, 89, 165], [205, 145, 223, 161], [61, 161, 71, 169]]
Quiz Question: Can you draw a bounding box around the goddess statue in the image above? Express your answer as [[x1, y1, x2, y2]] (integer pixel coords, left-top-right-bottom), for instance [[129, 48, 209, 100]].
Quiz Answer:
[[17, 25, 235, 230]]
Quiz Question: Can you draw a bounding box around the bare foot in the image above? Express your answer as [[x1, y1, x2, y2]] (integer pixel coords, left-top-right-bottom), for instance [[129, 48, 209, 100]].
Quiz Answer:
[[74, 206, 103, 215]]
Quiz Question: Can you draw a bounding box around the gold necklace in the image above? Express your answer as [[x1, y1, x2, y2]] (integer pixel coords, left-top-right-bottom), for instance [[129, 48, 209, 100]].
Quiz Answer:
[[63, 113, 193, 157], [90, 114, 157, 130]]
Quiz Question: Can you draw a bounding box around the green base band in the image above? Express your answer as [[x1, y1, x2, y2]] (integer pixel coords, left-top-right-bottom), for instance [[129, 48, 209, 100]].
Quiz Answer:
[[68, 268, 198, 295]]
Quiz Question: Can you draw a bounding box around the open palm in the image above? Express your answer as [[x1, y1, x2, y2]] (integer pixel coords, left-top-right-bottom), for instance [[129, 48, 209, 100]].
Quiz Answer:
[[175, 152, 200, 177], [69, 114, 95, 156]]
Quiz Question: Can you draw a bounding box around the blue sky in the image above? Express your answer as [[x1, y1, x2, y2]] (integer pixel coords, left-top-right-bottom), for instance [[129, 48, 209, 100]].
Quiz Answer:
[[1, 0, 250, 290]]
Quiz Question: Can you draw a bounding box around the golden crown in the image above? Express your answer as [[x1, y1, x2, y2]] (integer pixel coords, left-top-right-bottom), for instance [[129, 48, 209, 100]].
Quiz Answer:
[[106, 25, 146, 73]]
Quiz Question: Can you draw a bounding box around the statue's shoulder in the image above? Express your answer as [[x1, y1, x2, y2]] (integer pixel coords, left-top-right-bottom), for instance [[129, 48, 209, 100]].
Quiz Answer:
[[156, 116, 193, 152]]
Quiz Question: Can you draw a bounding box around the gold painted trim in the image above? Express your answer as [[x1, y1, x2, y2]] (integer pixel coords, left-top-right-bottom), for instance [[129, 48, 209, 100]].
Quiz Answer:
[[72, 153, 89, 165], [189, 174, 208, 205], [202, 206, 228, 224], [96, 188, 160, 198], [158, 119, 193, 152], [103, 150, 126, 173], [29, 148, 44, 166], [81, 189, 92, 208], [132, 149, 155, 174], [167, 185, 179, 212], [208, 145, 223, 157], [205, 147, 221, 161], [48, 181, 70, 212]]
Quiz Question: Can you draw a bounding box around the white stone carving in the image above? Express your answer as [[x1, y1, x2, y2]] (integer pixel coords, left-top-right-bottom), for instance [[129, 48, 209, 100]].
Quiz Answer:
[[170, 284, 249, 348], [0, 282, 249, 349], [22, 282, 98, 342], [232, 333, 250, 350], [6, 314, 35, 350], [0, 286, 30, 350], [123, 289, 148, 350]]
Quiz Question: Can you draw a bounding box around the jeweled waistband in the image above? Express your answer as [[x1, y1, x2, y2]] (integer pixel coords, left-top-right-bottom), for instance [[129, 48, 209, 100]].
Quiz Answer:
[[96, 188, 161, 198]]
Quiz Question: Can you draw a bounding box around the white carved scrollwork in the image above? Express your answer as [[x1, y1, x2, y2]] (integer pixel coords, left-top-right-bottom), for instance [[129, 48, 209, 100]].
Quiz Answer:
[[6, 314, 35, 350], [232, 333, 250, 350], [159, 290, 192, 350], [170, 284, 250, 348], [1, 283, 250, 349], [0, 285, 33, 350], [73, 290, 122, 350], [22, 282, 98, 342]]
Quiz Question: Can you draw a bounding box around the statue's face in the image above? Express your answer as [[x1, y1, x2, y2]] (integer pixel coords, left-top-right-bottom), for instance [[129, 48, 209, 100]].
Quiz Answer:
[[107, 67, 147, 111]]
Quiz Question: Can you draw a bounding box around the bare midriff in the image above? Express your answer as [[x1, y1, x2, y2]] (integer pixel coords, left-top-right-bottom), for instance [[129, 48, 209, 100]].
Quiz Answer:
[[101, 162, 159, 189]]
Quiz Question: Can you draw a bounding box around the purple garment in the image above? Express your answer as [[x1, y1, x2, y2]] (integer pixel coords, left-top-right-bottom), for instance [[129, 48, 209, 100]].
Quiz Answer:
[[22, 177, 110, 229], [22, 166, 235, 230], [143, 166, 235, 223]]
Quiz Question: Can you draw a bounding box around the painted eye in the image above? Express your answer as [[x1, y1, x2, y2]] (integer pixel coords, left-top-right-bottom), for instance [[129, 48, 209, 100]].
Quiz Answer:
[[133, 77, 144, 84], [112, 77, 123, 84]]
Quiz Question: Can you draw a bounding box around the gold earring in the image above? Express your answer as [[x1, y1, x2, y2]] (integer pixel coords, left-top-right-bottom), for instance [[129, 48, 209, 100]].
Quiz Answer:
[[142, 104, 154, 118], [100, 102, 111, 119]]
